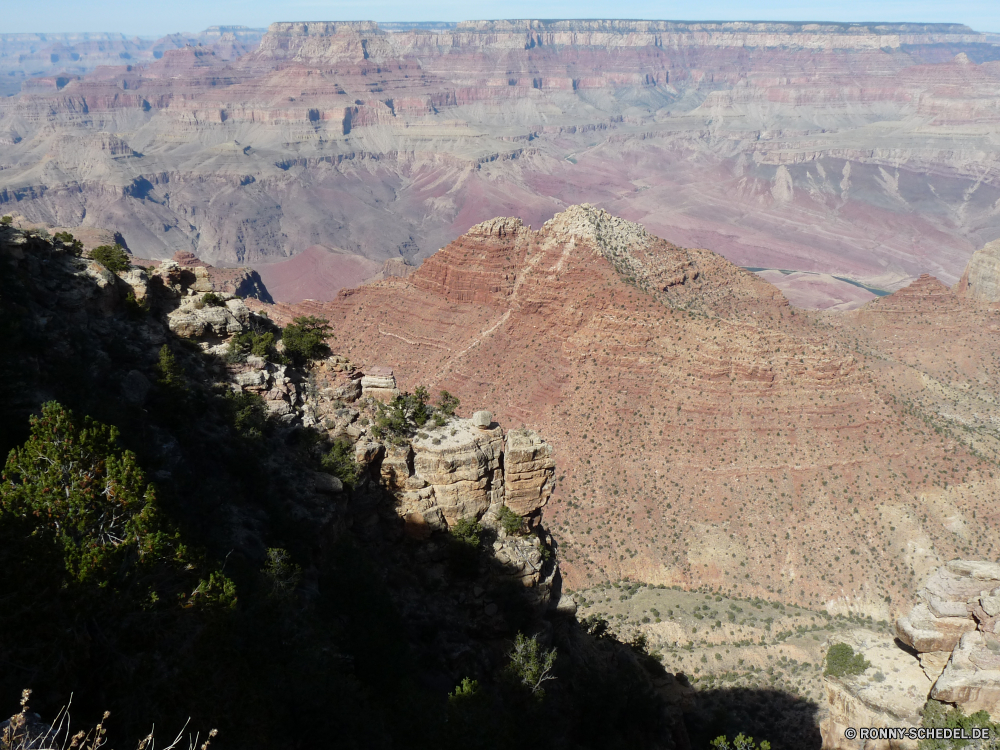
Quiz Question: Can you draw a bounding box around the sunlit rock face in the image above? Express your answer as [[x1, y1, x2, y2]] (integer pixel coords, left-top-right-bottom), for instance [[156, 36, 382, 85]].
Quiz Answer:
[[3, 20, 1000, 305]]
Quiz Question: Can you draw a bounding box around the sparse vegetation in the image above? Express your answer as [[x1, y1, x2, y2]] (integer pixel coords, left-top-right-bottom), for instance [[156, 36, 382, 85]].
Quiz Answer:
[[90, 244, 131, 273], [498, 504, 522, 535], [824, 642, 870, 677], [320, 436, 362, 489], [281, 315, 332, 365]]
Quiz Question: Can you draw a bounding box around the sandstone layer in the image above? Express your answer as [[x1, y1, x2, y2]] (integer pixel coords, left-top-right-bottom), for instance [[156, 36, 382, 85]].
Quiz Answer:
[[3, 21, 1000, 305], [262, 205, 1000, 620]]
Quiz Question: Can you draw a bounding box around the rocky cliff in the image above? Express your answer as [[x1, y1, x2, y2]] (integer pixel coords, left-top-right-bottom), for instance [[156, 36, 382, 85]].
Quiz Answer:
[[2, 19, 1000, 306], [821, 561, 1000, 749], [956, 239, 1000, 302]]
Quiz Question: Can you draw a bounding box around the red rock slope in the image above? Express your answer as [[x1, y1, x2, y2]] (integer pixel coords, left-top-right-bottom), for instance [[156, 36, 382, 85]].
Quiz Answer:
[[270, 206, 1000, 620]]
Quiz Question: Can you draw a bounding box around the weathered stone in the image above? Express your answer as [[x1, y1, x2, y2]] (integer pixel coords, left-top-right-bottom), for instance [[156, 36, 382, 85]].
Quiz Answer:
[[471, 410, 493, 428], [503, 428, 555, 516], [820, 630, 929, 750], [931, 631, 1000, 718], [310, 472, 344, 495], [361, 366, 398, 401], [982, 594, 1000, 618], [919, 651, 952, 682], [401, 420, 505, 525], [896, 602, 978, 653]]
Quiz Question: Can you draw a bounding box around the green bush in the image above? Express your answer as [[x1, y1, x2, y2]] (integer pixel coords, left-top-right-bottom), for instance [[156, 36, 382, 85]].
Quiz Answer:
[[225, 390, 268, 441], [450, 517, 483, 548], [437, 390, 460, 416], [53, 231, 83, 255], [0, 402, 204, 590], [710, 733, 772, 750], [321, 437, 362, 489], [226, 330, 278, 362], [498, 504, 523, 535], [201, 291, 225, 307], [90, 244, 131, 274], [281, 315, 332, 365], [0, 215, 11, 226], [825, 642, 871, 677], [505, 633, 557, 698], [920, 699, 1000, 749]]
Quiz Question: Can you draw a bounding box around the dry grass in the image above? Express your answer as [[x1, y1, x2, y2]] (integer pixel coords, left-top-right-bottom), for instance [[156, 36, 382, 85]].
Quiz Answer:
[[1, 691, 216, 750]]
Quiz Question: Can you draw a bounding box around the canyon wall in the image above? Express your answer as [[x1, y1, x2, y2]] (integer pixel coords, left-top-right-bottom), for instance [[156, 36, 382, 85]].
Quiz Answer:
[[2, 20, 1000, 305], [266, 205, 1000, 622]]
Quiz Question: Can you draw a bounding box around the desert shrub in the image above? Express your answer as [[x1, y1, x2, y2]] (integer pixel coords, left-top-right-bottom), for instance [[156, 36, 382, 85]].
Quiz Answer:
[[824, 643, 870, 677], [450, 517, 483, 548], [90, 244, 131, 274], [201, 291, 225, 307], [0, 215, 11, 226], [505, 633, 557, 698], [410, 386, 430, 426], [224, 390, 268, 441], [281, 316, 332, 365], [437, 390, 460, 416], [372, 388, 433, 439], [498, 504, 522, 535], [920, 699, 1000, 749], [321, 437, 361, 489], [123, 290, 148, 318], [226, 330, 277, 362], [710, 734, 772, 750], [52, 231, 83, 255]]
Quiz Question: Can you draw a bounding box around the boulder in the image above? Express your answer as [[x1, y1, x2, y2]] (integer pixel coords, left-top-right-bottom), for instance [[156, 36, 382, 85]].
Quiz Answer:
[[472, 410, 493, 428], [896, 602, 977, 653]]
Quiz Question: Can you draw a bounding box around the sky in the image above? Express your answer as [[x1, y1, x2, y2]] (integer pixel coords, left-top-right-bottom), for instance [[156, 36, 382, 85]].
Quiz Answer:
[[4, 0, 1000, 36]]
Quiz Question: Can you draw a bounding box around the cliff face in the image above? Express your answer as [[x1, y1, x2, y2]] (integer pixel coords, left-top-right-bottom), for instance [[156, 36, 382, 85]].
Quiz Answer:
[[821, 561, 1000, 749], [955, 239, 1000, 302], [2, 20, 1000, 305]]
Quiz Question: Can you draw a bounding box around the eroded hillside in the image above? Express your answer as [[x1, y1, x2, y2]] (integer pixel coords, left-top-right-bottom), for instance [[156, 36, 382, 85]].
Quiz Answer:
[[269, 205, 1000, 622]]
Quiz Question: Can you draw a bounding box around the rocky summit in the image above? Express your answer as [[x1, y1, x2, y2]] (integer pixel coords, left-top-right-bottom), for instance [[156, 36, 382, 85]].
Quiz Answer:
[[2, 21, 1000, 306]]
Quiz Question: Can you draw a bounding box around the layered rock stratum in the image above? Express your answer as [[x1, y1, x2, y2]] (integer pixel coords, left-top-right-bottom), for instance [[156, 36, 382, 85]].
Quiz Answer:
[[258, 205, 1000, 626], [3, 20, 1000, 305]]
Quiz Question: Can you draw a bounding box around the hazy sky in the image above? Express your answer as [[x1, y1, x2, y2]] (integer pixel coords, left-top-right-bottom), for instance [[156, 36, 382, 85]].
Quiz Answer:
[[5, 0, 1000, 36]]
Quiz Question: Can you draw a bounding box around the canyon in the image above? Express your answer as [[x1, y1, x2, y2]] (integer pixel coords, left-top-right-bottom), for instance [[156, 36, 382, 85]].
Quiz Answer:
[[2, 20, 1000, 306], [257, 205, 1000, 631]]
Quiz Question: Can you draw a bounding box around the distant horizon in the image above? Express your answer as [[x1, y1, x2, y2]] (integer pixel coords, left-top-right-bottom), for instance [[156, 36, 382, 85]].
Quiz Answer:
[[5, 0, 1000, 37], [4, 17, 999, 39]]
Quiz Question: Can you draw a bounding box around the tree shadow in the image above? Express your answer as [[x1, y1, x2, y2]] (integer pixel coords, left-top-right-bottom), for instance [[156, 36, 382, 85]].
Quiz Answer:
[[684, 685, 822, 750]]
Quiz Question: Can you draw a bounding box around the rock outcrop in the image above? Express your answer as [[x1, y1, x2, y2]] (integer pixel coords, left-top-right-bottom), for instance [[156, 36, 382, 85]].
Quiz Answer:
[[822, 561, 1000, 749], [956, 240, 1000, 302], [360, 366, 399, 401], [821, 630, 930, 750]]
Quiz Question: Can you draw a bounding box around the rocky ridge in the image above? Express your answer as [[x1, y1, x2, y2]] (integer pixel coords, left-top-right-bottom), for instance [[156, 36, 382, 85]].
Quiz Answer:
[[272, 205, 1000, 622], [3, 20, 1000, 305]]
